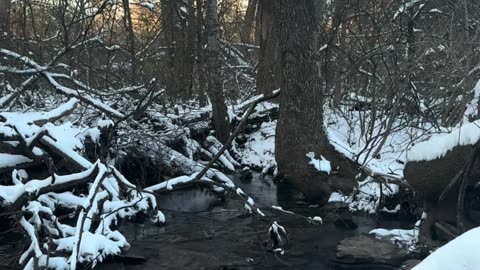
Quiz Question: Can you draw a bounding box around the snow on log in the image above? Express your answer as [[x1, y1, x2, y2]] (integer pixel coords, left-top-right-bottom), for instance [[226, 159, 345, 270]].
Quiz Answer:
[[0, 98, 78, 126], [407, 120, 480, 162], [0, 49, 125, 120], [206, 135, 240, 167], [156, 142, 234, 188], [205, 136, 237, 172], [145, 174, 197, 192], [57, 231, 129, 268], [0, 153, 34, 169], [0, 164, 99, 209]]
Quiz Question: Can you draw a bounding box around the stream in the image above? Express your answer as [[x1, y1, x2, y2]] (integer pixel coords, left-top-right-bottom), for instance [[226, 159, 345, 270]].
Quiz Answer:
[[98, 173, 414, 270], [0, 173, 414, 269]]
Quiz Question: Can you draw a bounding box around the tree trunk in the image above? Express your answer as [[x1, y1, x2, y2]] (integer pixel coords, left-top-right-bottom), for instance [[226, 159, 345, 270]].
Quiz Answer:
[[326, 0, 347, 105], [122, 0, 137, 84], [183, 0, 196, 100], [256, 0, 281, 96], [240, 0, 258, 44], [274, 0, 356, 203], [196, 0, 207, 106], [0, 0, 11, 35], [162, 0, 194, 99], [0, 0, 12, 49], [206, 0, 230, 143]]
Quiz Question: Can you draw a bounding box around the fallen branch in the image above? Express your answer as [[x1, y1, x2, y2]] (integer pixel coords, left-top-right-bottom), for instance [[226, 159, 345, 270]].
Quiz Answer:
[[194, 89, 281, 181], [361, 165, 415, 192], [1, 164, 100, 211]]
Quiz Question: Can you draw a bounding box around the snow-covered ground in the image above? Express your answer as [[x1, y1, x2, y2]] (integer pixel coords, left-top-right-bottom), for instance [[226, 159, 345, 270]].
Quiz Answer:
[[413, 226, 480, 270], [234, 101, 480, 216], [235, 120, 276, 174], [3, 89, 480, 268]]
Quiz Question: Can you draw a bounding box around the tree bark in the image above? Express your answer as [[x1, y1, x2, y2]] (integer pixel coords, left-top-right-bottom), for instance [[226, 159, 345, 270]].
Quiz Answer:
[[205, 0, 230, 143], [196, 0, 207, 106], [183, 0, 196, 100], [0, 0, 12, 49], [122, 0, 137, 84], [256, 0, 281, 96], [274, 0, 356, 203], [240, 0, 258, 44], [162, 0, 195, 99], [326, 0, 347, 105]]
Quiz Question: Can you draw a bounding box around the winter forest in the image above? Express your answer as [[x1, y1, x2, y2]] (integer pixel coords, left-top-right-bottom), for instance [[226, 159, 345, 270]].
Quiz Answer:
[[2, 0, 480, 269]]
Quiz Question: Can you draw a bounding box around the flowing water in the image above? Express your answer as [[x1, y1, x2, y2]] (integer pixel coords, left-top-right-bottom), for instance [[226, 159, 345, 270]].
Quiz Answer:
[[0, 173, 414, 269], [98, 174, 414, 270]]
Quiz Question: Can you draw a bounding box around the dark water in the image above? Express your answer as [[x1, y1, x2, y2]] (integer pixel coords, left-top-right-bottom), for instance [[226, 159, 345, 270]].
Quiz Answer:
[[0, 174, 413, 269], [97, 174, 414, 270]]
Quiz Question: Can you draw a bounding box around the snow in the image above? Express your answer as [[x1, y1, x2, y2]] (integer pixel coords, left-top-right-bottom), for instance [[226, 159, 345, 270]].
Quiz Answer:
[[370, 228, 418, 250], [319, 44, 328, 52], [407, 120, 480, 162], [381, 204, 401, 214], [272, 205, 295, 215], [0, 164, 98, 205], [393, 0, 422, 20], [235, 120, 276, 171], [152, 210, 166, 224], [349, 177, 399, 214], [328, 192, 352, 203], [269, 221, 287, 246], [144, 174, 194, 191], [205, 135, 238, 171], [0, 153, 33, 168], [1, 98, 78, 125], [310, 216, 323, 224], [306, 152, 331, 174], [429, 8, 442, 13], [413, 227, 480, 270], [140, 2, 155, 10], [85, 7, 99, 16], [236, 187, 263, 215], [97, 116, 114, 128], [20, 217, 42, 260], [39, 192, 86, 210], [55, 231, 129, 267], [25, 256, 68, 270]]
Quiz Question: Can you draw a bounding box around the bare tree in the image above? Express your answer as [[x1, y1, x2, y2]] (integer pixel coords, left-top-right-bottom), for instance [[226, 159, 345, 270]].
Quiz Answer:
[[206, 0, 230, 143], [122, 0, 137, 83]]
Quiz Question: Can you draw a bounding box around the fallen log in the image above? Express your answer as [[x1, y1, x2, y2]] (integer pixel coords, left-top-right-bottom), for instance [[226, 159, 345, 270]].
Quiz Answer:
[[0, 164, 99, 212], [404, 128, 480, 245]]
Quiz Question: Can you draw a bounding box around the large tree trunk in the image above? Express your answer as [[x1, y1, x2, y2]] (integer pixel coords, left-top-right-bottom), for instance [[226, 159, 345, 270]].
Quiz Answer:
[[274, 0, 356, 203], [205, 0, 230, 143], [255, 0, 281, 96]]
